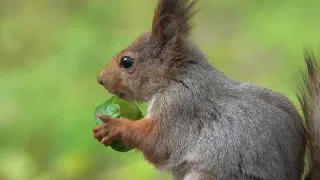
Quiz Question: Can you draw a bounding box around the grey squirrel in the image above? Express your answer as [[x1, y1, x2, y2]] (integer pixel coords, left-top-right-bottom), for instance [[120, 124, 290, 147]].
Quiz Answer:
[[93, 0, 320, 179]]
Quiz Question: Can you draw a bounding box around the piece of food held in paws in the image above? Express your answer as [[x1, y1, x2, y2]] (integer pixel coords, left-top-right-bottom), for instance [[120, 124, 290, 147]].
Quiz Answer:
[[94, 95, 143, 152]]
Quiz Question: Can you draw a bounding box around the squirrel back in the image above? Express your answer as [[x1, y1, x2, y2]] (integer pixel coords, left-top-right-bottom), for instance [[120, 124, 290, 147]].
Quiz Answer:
[[95, 0, 320, 179]]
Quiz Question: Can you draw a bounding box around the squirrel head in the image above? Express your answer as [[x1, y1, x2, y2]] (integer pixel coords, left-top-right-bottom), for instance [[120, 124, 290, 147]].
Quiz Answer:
[[97, 0, 198, 101]]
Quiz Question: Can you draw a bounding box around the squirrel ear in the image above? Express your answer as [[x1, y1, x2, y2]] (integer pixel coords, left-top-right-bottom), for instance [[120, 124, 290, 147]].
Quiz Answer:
[[151, 0, 198, 42]]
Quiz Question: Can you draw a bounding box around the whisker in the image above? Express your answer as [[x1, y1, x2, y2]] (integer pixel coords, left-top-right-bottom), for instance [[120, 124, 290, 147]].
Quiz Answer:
[[95, 59, 105, 68]]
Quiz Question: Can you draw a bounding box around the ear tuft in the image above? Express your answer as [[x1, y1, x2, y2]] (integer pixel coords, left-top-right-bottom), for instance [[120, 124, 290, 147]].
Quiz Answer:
[[151, 0, 198, 41]]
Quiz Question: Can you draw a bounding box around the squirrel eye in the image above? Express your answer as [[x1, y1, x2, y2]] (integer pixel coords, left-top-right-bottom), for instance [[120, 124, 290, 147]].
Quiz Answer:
[[120, 56, 134, 68]]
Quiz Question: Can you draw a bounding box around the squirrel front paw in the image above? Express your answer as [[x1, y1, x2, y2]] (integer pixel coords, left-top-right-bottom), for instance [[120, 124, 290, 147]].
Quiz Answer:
[[93, 114, 123, 146]]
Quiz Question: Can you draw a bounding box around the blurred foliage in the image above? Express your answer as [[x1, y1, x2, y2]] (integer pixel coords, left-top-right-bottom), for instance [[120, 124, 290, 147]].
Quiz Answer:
[[0, 0, 319, 180]]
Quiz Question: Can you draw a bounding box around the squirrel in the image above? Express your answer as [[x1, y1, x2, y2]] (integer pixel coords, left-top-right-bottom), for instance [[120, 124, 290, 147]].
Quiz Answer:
[[93, 0, 320, 179]]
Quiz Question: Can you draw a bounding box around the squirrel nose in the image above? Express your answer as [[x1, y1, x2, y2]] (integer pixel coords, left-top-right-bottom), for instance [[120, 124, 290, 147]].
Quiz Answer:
[[97, 75, 104, 86], [98, 79, 103, 86]]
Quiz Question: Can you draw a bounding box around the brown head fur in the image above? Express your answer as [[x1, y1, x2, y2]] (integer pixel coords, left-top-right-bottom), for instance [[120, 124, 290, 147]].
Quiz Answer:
[[97, 0, 198, 102]]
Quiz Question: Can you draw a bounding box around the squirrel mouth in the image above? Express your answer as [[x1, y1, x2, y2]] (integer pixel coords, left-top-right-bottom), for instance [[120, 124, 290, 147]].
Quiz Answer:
[[117, 91, 135, 102], [103, 87, 125, 98], [118, 92, 126, 99]]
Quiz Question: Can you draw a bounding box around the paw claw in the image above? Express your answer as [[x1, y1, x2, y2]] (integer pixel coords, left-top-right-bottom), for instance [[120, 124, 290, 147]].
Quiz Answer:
[[96, 114, 111, 123], [101, 136, 113, 146]]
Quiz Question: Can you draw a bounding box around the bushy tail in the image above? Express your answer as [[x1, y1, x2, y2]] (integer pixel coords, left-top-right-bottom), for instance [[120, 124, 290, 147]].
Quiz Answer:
[[297, 49, 320, 180]]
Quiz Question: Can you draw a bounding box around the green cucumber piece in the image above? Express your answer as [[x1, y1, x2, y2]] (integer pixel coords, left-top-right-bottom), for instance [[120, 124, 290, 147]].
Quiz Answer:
[[94, 95, 143, 152]]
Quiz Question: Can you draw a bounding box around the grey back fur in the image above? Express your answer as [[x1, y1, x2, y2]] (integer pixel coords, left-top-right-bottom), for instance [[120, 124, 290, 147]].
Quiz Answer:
[[148, 43, 307, 180]]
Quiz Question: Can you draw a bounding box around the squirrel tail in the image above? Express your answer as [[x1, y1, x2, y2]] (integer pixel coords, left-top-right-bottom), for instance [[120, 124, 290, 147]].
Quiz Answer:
[[297, 49, 320, 180]]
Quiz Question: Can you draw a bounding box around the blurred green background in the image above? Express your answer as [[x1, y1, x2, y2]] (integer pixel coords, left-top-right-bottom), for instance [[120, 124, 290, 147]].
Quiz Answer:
[[0, 0, 319, 180]]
